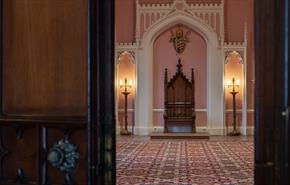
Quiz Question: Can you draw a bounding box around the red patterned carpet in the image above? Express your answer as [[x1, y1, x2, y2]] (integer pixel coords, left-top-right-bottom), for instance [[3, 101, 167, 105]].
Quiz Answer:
[[117, 137, 253, 185]]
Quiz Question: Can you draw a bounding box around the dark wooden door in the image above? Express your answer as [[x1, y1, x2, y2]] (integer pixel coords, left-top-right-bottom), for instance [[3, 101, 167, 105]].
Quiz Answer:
[[0, 0, 115, 184], [255, 0, 290, 184]]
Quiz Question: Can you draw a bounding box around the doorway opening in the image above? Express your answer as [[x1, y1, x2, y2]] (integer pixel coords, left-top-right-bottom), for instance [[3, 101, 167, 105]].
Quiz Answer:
[[115, 0, 255, 184]]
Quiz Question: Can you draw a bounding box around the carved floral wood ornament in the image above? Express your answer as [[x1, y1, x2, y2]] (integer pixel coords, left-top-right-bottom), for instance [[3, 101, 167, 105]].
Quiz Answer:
[[169, 27, 190, 54], [47, 139, 80, 173]]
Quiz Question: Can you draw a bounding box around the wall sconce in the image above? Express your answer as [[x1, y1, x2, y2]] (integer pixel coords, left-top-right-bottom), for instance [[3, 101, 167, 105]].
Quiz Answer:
[[119, 78, 132, 135], [227, 77, 240, 136]]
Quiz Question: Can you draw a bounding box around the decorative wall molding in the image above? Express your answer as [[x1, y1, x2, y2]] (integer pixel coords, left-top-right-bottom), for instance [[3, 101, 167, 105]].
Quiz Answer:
[[115, 43, 137, 53], [224, 50, 244, 64], [118, 109, 135, 112], [115, 43, 138, 63], [149, 126, 254, 136], [136, 0, 224, 44], [135, 2, 225, 136], [247, 109, 255, 113], [223, 24, 247, 64], [116, 42, 137, 47], [225, 109, 254, 113], [224, 42, 245, 48]]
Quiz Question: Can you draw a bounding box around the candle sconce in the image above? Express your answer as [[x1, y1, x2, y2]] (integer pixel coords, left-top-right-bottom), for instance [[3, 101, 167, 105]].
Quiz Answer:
[[227, 77, 240, 136], [119, 78, 132, 135]]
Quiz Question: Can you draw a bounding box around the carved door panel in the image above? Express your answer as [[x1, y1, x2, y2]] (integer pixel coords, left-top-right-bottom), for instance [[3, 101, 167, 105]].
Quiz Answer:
[[0, 0, 115, 185], [0, 0, 89, 184]]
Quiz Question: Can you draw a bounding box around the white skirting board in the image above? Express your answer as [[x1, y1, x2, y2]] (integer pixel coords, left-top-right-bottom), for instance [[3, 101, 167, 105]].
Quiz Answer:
[[116, 126, 255, 136]]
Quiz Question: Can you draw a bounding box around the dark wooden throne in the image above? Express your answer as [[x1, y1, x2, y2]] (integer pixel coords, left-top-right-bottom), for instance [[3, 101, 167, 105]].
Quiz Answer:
[[164, 59, 196, 133]]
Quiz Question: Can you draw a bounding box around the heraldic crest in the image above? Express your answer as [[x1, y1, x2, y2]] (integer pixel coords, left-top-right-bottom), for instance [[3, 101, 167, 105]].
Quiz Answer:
[[169, 27, 190, 54]]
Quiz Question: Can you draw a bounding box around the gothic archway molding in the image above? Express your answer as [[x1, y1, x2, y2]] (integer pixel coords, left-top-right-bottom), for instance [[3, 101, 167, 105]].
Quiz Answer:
[[115, 0, 248, 135], [135, 11, 224, 135]]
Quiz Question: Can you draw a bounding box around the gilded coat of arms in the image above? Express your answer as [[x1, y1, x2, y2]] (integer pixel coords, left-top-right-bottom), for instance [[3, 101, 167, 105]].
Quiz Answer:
[[169, 27, 190, 54]]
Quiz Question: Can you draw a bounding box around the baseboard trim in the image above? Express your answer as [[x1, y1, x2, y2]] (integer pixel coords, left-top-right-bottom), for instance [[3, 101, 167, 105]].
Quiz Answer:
[[117, 126, 255, 136]]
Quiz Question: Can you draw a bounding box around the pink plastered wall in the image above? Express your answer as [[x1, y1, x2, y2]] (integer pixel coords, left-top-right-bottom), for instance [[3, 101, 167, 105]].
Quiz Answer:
[[115, 0, 255, 127], [115, 0, 135, 43], [153, 112, 207, 127], [246, 0, 255, 127], [153, 26, 207, 126], [115, 0, 222, 42], [224, 0, 255, 127]]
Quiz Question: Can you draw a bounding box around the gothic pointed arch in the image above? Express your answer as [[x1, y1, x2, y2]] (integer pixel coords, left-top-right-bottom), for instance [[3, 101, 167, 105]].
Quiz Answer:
[[135, 10, 224, 135]]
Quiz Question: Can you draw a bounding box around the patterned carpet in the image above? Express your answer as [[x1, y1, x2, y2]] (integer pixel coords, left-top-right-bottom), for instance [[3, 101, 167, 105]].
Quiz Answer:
[[117, 137, 253, 185]]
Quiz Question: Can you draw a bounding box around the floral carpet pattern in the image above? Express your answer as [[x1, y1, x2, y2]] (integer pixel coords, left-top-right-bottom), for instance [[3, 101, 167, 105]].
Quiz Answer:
[[117, 137, 253, 185]]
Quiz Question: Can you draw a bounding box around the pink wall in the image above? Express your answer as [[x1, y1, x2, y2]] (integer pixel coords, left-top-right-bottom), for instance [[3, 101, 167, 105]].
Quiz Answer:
[[246, 0, 255, 127], [115, 0, 222, 42], [115, 0, 255, 128], [115, 0, 254, 46], [115, 0, 135, 43], [224, 0, 247, 42], [223, 0, 255, 126], [153, 112, 208, 127], [153, 26, 207, 126]]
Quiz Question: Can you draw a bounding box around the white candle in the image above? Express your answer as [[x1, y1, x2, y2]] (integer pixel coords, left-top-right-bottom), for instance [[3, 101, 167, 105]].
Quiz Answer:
[[237, 79, 240, 86]]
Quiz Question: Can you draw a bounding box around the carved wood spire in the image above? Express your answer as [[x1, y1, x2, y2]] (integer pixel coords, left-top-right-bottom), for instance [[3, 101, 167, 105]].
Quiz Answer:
[[177, 58, 182, 73], [191, 68, 195, 106], [165, 68, 168, 83], [164, 68, 168, 105]]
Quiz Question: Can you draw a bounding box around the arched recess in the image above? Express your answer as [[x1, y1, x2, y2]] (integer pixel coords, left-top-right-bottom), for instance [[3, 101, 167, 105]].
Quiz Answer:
[[224, 50, 245, 135], [135, 12, 224, 135], [153, 26, 207, 130], [116, 51, 136, 135]]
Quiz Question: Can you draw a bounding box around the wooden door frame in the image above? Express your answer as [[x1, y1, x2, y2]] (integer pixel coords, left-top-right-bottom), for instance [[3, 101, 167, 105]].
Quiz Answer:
[[105, 0, 290, 184], [255, 0, 289, 184], [88, 0, 116, 184], [89, 0, 290, 183]]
